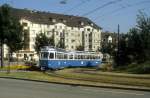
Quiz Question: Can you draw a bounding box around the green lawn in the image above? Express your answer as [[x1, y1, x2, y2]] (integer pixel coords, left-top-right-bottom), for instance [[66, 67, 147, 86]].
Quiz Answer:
[[0, 68, 150, 88], [52, 68, 150, 87]]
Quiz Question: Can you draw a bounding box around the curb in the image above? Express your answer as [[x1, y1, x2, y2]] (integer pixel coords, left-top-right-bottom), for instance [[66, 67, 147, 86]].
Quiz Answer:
[[0, 77, 150, 92]]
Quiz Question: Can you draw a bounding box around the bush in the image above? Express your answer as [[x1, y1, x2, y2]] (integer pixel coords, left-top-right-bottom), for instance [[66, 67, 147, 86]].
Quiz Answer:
[[126, 62, 150, 74], [24, 61, 40, 71], [101, 63, 113, 71], [25, 61, 37, 66]]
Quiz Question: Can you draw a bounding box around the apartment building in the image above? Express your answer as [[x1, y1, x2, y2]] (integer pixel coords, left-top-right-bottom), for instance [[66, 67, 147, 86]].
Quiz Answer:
[[4, 8, 102, 60]]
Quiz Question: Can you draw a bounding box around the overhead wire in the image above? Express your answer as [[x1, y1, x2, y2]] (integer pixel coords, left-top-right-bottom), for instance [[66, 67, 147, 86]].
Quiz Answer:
[[81, 0, 123, 16], [63, 0, 91, 14], [93, 0, 150, 22]]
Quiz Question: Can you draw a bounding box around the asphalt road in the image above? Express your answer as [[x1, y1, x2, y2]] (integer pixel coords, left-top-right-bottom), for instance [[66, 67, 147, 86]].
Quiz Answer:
[[0, 78, 150, 98]]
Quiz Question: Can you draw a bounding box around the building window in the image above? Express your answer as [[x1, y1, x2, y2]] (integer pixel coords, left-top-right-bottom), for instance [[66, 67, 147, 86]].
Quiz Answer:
[[52, 29, 55, 32], [71, 46, 74, 49], [66, 33, 68, 36], [22, 22, 28, 26], [71, 27, 73, 30], [59, 18, 63, 22], [52, 19, 56, 23], [108, 40, 112, 43], [32, 30, 35, 35], [87, 28, 90, 31], [63, 20, 66, 23], [71, 39, 75, 42], [78, 21, 84, 25], [55, 25, 57, 29], [65, 45, 68, 48], [78, 34, 80, 37], [31, 38, 35, 42], [86, 34, 88, 37], [66, 39, 68, 42], [49, 17, 52, 21], [60, 26, 62, 29], [47, 31, 50, 35], [32, 45, 35, 49], [56, 32, 59, 35]]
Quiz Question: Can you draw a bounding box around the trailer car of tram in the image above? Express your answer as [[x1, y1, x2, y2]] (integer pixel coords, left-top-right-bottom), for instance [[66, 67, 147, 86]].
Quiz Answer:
[[39, 46, 102, 70]]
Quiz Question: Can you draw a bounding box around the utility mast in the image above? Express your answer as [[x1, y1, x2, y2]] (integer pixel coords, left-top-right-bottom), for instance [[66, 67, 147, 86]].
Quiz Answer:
[[117, 24, 120, 67]]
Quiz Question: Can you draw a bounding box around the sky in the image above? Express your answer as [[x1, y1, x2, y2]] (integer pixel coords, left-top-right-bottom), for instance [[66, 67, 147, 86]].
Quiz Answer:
[[0, 0, 150, 33]]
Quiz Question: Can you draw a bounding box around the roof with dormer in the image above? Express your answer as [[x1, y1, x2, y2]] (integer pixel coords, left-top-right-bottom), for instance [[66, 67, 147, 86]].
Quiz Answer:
[[9, 8, 102, 30]]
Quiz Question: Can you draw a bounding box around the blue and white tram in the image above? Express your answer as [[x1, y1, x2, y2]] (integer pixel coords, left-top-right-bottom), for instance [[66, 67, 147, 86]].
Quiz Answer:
[[39, 46, 102, 70]]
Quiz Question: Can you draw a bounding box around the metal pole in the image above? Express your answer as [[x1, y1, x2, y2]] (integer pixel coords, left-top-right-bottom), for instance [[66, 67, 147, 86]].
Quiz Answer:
[[0, 42, 4, 68], [7, 53, 10, 74], [117, 24, 120, 66]]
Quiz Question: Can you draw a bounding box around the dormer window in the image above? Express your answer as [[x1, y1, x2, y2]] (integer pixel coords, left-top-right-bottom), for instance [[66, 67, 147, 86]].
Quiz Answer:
[[49, 17, 52, 21], [52, 19, 56, 23], [69, 16, 73, 20], [59, 18, 66, 23], [78, 21, 84, 25], [59, 18, 63, 22], [63, 19, 66, 23]]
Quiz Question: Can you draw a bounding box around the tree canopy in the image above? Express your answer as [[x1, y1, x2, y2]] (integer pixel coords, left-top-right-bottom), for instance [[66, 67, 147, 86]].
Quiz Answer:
[[113, 12, 150, 67], [127, 12, 150, 63], [34, 33, 54, 54], [0, 4, 23, 65]]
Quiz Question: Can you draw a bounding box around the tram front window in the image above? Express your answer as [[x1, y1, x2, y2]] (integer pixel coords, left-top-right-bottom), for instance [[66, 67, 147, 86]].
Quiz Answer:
[[49, 53, 54, 59], [41, 52, 49, 59]]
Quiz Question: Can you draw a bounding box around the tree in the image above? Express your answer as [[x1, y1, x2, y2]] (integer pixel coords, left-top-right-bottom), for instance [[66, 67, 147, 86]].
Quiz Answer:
[[56, 38, 65, 49], [6, 18, 24, 60], [35, 33, 54, 54], [113, 34, 130, 67], [101, 43, 115, 55], [127, 12, 150, 63], [0, 4, 23, 67], [113, 12, 150, 67]]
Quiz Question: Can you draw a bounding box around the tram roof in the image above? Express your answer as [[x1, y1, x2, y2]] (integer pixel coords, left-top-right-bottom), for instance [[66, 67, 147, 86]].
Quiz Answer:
[[40, 46, 101, 54], [41, 46, 67, 52]]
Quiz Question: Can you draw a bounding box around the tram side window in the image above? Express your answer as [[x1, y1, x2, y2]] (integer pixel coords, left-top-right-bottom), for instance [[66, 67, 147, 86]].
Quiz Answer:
[[81, 55, 84, 59], [99, 55, 101, 59], [64, 54, 68, 59], [56, 53, 64, 59], [87, 55, 90, 59], [69, 55, 73, 59], [78, 55, 81, 59], [75, 55, 78, 59], [56, 53, 60, 59], [49, 53, 54, 59], [96, 56, 99, 59], [85, 55, 88, 59]]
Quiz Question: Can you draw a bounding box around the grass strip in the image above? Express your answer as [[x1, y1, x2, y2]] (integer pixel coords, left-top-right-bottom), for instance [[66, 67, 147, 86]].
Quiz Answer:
[[53, 68, 150, 87]]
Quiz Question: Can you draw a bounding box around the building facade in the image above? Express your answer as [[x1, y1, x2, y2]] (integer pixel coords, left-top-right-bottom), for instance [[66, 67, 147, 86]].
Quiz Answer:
[[4, 8, 102, 60], [101, 32, 118, 46]]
